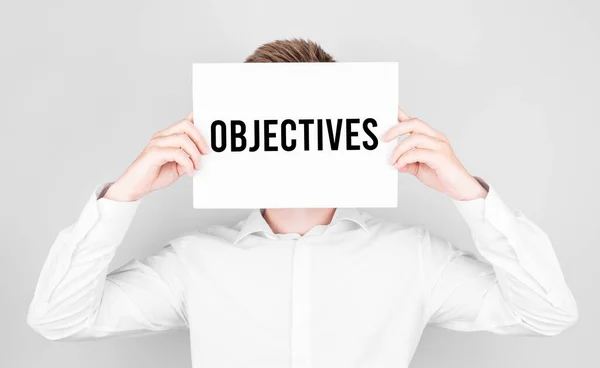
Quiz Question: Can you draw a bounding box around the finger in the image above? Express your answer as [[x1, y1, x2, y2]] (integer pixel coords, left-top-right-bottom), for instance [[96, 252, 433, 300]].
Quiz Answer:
[[156, 119, 210, 155], [389, 133, 443, 165], [398, 107, 411, 122], [395, 148, 440, 169], [397, 162, 420, 175], [193, 129, 210, 154], [382, 118, 447, 142], [149, 133, 202, 170], [185, 111, 194, 122], [149, 147, 195, 176]]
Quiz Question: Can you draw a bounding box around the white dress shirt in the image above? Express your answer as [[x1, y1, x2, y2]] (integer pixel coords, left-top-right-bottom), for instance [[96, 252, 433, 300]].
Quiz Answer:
[[28, 181, 578, 368]]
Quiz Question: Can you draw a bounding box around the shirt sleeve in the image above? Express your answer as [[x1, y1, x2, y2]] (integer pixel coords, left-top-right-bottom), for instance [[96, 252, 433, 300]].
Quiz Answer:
[[423, 179, 578, 336], [27, 184, 188, 341]]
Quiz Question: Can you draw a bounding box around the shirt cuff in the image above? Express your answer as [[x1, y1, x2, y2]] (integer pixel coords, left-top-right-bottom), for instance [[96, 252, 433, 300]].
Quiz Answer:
[[68, 183, 141, 247], [451, 177, 515, 237], [95, 183, 141, 234]]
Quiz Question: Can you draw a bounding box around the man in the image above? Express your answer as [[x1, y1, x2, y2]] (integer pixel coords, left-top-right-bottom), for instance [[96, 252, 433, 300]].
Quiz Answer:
[[28, 39, 578, 368]]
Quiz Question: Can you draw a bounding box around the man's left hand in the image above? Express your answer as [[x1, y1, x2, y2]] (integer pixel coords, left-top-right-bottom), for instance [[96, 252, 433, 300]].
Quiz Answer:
[[382, 108, 488, 201]]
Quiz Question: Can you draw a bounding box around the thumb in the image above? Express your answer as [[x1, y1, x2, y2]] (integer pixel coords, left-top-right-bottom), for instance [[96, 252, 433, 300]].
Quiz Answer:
[[396, 162, 419, 176]]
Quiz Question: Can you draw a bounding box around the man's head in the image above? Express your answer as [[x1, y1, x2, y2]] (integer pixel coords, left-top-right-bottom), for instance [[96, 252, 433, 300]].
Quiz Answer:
[[245, 39, 335, 63]]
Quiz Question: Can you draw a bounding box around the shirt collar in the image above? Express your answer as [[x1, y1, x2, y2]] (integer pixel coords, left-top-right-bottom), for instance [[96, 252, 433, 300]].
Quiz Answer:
[[233, 208, 369, 244]]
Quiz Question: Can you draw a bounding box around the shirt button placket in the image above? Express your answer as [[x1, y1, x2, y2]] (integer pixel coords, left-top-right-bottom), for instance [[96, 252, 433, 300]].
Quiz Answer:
[[290, 236, 311, 368]]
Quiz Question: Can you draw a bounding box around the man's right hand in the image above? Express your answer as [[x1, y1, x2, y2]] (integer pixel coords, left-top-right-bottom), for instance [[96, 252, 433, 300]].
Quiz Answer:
[[104, 112, 209, 202]]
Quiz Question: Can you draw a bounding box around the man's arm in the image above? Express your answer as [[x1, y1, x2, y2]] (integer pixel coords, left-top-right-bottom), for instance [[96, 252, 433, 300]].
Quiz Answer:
[[383, 107, 577, 335], [422, 182, 577, 335], [27, 184, 188, 340], [28, 113, 209, 340]]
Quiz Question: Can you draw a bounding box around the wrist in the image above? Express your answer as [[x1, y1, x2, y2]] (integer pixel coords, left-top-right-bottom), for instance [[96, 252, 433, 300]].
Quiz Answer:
[[103, 181, 142, 202], [456, 176, 488, 201]]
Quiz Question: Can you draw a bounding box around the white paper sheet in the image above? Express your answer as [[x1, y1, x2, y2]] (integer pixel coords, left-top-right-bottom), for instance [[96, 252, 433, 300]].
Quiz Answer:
[[192, 62, 398, 209]]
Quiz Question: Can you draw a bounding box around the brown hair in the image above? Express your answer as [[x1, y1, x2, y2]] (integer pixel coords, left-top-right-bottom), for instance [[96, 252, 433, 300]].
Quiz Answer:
[[245, 39, 335, 63]]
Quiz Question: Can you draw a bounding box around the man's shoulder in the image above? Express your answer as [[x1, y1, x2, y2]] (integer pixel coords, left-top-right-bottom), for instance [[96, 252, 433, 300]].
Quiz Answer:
[[166, 222, 242, 252], [365, 215, 461, 265], [360, 211, 425, 240]]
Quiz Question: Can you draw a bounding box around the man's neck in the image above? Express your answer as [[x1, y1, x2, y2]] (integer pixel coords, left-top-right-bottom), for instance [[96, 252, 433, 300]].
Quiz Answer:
[[263, 208, 336, 236]]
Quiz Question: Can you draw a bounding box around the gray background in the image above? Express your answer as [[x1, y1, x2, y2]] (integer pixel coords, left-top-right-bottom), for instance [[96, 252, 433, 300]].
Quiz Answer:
[[1, 0, 597, 367]]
